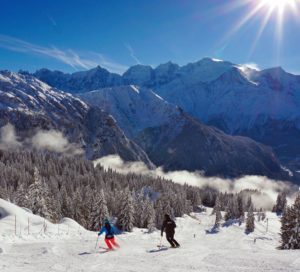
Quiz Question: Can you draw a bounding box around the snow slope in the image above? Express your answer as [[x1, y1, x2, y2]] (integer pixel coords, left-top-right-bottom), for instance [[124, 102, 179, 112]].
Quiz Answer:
[[1, 199, 299, 272]]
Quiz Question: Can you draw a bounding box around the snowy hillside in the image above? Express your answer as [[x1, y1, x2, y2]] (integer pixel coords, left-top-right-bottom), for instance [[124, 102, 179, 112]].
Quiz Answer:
[[1, 199, 299, 272]]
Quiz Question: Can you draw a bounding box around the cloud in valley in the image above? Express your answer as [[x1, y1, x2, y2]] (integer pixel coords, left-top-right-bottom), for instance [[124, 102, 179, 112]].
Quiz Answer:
[[95, 155, 299, 210], [0, 124, 83, 156], [0, 123, 22, 150], [31, 130, 84, 156]]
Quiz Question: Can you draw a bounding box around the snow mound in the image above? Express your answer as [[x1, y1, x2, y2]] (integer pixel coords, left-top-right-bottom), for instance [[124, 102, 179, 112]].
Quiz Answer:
[[0, 198, 87, 241]]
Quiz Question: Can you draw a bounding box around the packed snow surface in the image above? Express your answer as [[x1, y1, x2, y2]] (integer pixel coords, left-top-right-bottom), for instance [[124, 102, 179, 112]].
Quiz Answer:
[[0, 199, 299, 272]]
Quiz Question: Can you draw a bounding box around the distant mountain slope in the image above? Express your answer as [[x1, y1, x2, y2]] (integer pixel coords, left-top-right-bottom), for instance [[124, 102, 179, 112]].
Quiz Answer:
[[0, 71, 153, 165], [79, 85, 287, 179]]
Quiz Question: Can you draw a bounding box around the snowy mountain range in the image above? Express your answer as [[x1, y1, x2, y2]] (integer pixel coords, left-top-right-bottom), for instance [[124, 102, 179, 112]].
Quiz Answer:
[[0, 71, 152, 165], [79, 85, 286, 178], [33, 58, 300, 176], [0, 71, 288, 179]]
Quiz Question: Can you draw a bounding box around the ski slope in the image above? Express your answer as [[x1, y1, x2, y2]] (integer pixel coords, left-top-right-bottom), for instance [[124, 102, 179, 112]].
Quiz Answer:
[[1, 199, 300, 272]]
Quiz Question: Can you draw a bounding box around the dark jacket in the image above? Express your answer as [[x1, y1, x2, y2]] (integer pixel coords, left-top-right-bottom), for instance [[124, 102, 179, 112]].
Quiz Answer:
[[161, 216, 176, 235]]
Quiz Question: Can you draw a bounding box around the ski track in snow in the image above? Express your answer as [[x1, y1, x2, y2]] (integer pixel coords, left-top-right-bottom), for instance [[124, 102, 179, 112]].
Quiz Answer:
[[1, 204, 300, 272]]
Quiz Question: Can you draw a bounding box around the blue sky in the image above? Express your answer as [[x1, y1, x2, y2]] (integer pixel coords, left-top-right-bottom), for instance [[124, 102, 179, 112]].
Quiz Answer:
[[0, 0, 300, 74]]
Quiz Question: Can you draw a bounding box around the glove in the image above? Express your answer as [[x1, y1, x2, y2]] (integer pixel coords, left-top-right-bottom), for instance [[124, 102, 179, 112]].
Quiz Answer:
[[161, 233, 163, 237]]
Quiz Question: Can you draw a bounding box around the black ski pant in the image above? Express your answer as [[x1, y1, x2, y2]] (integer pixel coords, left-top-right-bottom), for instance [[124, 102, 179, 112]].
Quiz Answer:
[[166, 231, 180, 247]]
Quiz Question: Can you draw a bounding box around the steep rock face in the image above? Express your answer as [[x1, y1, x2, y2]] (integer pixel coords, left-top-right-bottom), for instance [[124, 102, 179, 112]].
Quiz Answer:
[[79, 85, 287, 179], [0, 71, 153, 166]]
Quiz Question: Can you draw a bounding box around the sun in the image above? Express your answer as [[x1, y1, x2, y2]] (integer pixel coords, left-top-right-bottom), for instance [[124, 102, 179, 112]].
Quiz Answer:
[[261, 0, 297, 12], [218, 0, 300, 59]]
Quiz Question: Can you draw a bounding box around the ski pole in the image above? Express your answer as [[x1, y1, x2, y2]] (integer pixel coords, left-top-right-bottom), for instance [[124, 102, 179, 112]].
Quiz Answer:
[[94, 236, 99, 250], [158, 236, 162, 248]]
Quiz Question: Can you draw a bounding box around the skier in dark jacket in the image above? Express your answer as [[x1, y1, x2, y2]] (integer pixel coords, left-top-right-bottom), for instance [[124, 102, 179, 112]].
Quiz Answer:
[[161, 214, 180, 248], [98, 219, 120, 250]]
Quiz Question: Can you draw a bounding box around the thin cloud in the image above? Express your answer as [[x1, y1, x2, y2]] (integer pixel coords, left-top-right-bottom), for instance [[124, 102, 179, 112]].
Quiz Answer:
[[48, 16, 57, 27], [125, 43, 141, 64], [0, 34, 127, 73]]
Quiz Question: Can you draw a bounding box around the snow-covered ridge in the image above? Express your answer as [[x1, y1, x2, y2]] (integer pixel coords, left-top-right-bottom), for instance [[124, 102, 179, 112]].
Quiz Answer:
[[79, 85, 179, 137]]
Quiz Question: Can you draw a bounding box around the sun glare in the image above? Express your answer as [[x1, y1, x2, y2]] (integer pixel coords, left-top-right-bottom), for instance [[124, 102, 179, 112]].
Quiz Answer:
[[219, 0, 300, 61], [261, 0, 296, 11]]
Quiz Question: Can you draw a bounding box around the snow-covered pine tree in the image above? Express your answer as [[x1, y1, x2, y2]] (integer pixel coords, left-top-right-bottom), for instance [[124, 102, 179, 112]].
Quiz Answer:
[[133, 191, 145, 228], [189, 190, 202, 211], [237, 195, 245, 225], [225, 197, 238, 221], [90, 189, 109, 231], [27, 167, 53, 220], [273, 192, 287, 215], [59, 186, 73, 218], [280, 194, 300, 249], [246, 196, 253, 211], [117, 188, 135, 232], [143, 197, 156, 232], [212, 195, 221, 215], [73, 189, 86, 227], [246, 204, 255, 233], [14, 183, 30, 208], [0, 185, 8, 200], [214, 195, 222, 230]]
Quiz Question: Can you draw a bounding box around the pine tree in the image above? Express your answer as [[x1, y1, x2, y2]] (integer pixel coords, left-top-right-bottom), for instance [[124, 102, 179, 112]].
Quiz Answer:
[[214, 195, 222, 230], [246, 205, 255, 233], [27, 167, 54, 220], [90, 189, 109, 231], [73, 189, 86, 227], [0, 185, 7, 200], [273, 192, 287, 215], [225, 198, 238, 221], [143, 197, 156, 232], [117, 188, 135, 232], [280, 194, 300, 249], [15, 183, 30, 208], [133, 191, 145, 228], [212, 195, 220, 215], [237, 195, 245, 225]]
